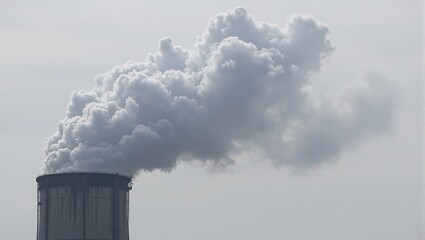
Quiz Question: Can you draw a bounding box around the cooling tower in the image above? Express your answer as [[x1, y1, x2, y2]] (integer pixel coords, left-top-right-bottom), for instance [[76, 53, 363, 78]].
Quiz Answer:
[[36, 172, 132, 240]]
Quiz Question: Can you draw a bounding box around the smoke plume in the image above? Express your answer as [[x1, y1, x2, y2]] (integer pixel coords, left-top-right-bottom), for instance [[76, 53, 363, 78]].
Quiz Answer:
[[43, 7, 395, 175]]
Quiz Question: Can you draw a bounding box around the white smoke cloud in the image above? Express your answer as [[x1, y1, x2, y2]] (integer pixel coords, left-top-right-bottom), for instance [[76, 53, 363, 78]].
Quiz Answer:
[[43, 7, 395, 175]]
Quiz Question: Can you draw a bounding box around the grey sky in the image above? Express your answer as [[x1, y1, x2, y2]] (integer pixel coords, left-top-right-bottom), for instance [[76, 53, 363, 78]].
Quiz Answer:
[[0, 1, 422, 240]]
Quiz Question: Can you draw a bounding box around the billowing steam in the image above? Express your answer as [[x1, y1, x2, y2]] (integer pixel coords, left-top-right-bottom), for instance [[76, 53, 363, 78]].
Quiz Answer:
[[43, 7, 394, 175]]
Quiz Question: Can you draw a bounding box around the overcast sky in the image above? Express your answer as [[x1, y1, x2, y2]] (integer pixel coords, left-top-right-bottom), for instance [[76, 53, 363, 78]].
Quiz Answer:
[[0, 1, 422, 240]]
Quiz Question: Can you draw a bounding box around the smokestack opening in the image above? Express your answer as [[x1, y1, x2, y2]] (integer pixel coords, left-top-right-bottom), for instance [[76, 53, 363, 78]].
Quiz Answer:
[[36, 172, 132, 240]]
